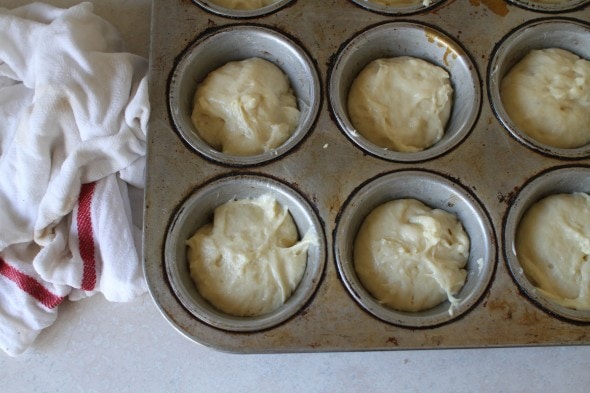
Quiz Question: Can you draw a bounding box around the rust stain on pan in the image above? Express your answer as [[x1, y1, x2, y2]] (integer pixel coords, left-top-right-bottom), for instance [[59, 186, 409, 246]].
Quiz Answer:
[[469, 0, 510, 16]]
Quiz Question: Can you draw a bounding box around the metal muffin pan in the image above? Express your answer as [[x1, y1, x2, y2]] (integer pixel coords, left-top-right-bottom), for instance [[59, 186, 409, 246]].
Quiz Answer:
[[145, 0, 590, 352], [350, 0, 445, 15], [504, 166, 590, 323], [329, 21, 481, 162], [192, 0, 294, 18], [334, 170, 496, 328], [488, 18, 590, 158], [165, 173, 326, 331], [169, 24, 321, 166], [508, 0, 590, 13]]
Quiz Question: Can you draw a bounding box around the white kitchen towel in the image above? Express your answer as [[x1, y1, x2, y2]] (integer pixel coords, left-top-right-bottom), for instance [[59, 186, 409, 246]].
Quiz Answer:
[[0, 2, 149, 356]]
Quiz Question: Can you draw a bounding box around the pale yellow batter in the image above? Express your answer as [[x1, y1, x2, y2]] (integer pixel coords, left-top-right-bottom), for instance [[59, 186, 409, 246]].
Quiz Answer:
[[186, 194, 314, 317], [364, 0, 432, 5], [354, 199, 469, 313], [191, 57, 300, 156], [533, 0, 577, 3], [347, 57, 453, 152], [501, 48, 590, 149], [208, 0, 279, 10], [516, 193, 590, 310]]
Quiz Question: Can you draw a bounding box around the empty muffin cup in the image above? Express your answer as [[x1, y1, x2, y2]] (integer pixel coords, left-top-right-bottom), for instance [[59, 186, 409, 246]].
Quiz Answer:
[[329, 21, 481, 162], [334, 170, 496, 328], [507, 0, 590, 13], [169, 25, 321, 166], [164, 174, 326, 331], [488, 18, 590, 158], [504, 166, 590, 323], [191, 0, 293, 18], [350, 0, 444, 15]]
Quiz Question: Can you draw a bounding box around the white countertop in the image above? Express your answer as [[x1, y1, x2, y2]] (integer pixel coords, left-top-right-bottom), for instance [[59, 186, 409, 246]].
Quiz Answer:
[[2, 1, 590, 392], [5, 290, 590, 392]]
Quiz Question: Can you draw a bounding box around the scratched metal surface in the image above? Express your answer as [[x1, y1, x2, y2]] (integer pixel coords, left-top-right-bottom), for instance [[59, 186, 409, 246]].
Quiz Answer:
[[144, 0, 590, 352]]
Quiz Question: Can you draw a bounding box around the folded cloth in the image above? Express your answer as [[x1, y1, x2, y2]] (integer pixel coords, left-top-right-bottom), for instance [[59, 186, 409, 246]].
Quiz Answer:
[[0, 2, 149, 356]]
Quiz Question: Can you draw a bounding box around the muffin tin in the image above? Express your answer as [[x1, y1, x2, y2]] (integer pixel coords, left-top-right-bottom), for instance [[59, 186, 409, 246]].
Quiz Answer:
[[144, 0, 590, 352], [488, 17, 590, 158], [169, 24, 321, 166], [504, 166, 590, 323], [192, 0, 294, 18], [334, 170, 495, 328], [329, 21, 481, 162], [164, 174, 326, 331]]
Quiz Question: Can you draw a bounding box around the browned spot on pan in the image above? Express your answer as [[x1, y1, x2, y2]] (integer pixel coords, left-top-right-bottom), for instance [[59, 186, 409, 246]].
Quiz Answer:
[[469, 0, 510, 16]]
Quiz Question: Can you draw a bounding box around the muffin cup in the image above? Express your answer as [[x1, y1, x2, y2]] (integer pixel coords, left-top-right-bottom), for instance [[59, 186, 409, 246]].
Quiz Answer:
[[164, 174, 327, 331], [169, 25, 321, 166], [488, 18, 590, 158], [350, 0, 445, 15], [507, 0, 590, 13], [503, 166, 590, 323], [334, 170, 496, 328], [192, 0, 293, 18], [329, 21, 481, 162]]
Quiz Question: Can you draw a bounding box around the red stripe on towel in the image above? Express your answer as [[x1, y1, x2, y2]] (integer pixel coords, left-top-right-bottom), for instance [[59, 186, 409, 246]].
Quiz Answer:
[[78, 182, 97, 291], [0, 258, 65, 309]]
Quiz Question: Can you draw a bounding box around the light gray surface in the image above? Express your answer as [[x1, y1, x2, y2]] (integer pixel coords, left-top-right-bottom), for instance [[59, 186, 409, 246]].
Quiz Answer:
[[2, 1, 590, 392], [3, 293, 589, 393]]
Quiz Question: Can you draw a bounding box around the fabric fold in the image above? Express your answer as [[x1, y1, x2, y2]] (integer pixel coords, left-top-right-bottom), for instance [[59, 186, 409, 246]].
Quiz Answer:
[[0, 2, 149, 356]]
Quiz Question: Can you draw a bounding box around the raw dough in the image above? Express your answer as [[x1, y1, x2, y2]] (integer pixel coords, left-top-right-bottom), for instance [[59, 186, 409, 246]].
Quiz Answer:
[[186, 194, 314, 317], [365, 0, 432, 5], [500, 48, 590, 149], [347, 57, 453, 152], [208, 0, 279, 10], [533, 0, 577, 3], [191, 57, 300, 156], [354, 199, 469, 313], [515, 193, 590, 310]]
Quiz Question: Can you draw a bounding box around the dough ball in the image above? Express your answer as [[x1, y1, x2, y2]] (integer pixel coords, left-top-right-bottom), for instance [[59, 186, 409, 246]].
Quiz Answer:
[[533, 0, 576, 3], [208, 0, 279, 10], [347, 57, 453, 152], [186, 194, 314, 317], [365, 0, 432, 5], [354, 199, 469, 312], [500, 48, 590, 149], [515, 193, 590, 310], [191, 57, 300, 156]]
